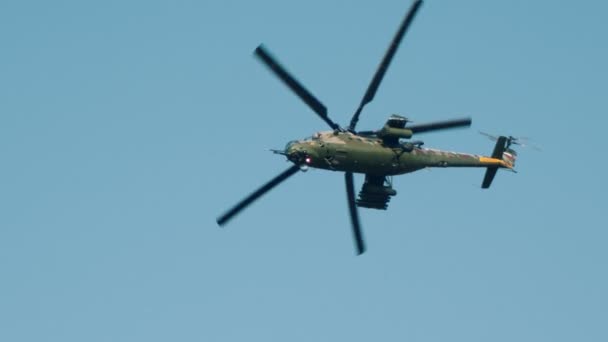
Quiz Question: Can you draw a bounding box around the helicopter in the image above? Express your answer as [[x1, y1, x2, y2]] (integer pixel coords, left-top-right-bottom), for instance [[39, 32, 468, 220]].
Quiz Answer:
[[216, 0, 517, 255]]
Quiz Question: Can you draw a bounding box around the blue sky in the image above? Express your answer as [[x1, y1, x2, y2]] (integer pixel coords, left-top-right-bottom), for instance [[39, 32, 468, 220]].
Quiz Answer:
[[1, 0, 606, 341]]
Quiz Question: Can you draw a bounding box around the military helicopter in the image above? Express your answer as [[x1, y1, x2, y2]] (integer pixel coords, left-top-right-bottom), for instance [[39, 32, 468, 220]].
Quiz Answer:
[[217, 0, 517, 254]]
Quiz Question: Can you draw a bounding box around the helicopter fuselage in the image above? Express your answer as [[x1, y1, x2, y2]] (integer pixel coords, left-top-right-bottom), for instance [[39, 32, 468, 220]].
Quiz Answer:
[[285, 131, 512, 176]]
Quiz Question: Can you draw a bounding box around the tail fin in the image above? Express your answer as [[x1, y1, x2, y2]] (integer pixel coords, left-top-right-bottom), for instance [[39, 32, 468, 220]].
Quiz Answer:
[[481, 136, 507, 189]]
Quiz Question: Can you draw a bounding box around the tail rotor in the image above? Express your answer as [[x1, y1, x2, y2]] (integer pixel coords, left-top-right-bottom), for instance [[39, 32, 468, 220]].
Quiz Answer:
[[479, 131, 541, 151]]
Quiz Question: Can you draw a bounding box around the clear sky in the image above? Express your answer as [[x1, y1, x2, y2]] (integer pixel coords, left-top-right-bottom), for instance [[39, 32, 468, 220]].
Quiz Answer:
[[1, 0, 607, 341]]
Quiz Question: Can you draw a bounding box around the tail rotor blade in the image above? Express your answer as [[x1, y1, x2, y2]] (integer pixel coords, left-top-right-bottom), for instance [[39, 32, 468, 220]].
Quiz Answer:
[[254, 45, 340, 130], [345, 172, 366, 255], [517, 141, 543, 151], [479, 131, 499, 141], [349, 0, 424, 131], [217, 164, 301, 226], [511, 137, 542, 151], [479, 131, 542, 151]]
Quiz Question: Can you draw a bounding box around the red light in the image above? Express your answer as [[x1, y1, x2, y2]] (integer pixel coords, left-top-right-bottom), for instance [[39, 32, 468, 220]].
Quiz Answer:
[[305, 157, 312, 164]]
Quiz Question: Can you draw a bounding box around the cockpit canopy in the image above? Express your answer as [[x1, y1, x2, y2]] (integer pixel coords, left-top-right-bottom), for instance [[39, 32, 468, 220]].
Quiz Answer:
[[285, 132, 322, 150], [284, 140, 298, 151]]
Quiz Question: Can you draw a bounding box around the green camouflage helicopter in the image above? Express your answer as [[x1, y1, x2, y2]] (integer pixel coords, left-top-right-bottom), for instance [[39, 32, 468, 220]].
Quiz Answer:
[[217, 0, 517, 254]]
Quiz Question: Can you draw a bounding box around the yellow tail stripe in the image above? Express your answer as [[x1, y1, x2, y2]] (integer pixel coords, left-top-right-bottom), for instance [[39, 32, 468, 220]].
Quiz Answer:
[[479, 157, 511, 168]]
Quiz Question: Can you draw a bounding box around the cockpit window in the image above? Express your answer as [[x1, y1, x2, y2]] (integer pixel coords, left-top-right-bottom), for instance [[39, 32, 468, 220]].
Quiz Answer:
[[301, 133, 321, 141], [284, 140, 298, 151]]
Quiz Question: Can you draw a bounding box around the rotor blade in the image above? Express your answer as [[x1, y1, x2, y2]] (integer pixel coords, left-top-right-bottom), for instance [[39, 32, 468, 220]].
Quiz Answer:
[[509, 137, 543, 151], [517, 141, 543, 151], [348, 0, 423, 131], [479, 131, 543, 151], [345, 172, 366, 255], [408, 117, 471, 134], [254, 45, 340, 130], [479, 131, 499, 141], [217, 164, 301, 226]]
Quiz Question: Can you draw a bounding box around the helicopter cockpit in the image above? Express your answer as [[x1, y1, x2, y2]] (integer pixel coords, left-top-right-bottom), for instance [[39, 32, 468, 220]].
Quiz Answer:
[[284, 133, 323, 151], [303, 132, 322, 141], [284, 140, 297, 152]]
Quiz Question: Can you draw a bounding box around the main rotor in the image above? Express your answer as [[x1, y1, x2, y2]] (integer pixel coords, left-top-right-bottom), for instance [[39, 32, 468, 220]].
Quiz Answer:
[[254, 0, 425, 133], [217, 0, 471, 255]]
